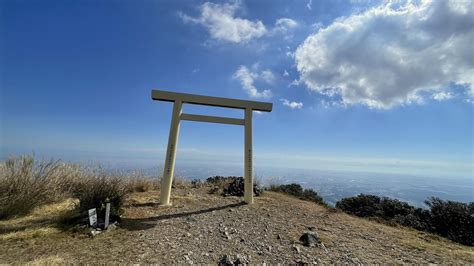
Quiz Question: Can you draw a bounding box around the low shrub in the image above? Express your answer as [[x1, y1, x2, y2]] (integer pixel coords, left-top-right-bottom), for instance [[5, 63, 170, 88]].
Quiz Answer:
[[191, 179, 205, 188], [206, 176, 262, 197], [269, 183, 325, 205], [72, 173, 128, 220], [335, 194, 383, 217], [301, 189, 325, 205], [336, 194, 474, 246], [223, 177, 263, 197], [425, 197, 473, 246], [270, 183, 303, 196]]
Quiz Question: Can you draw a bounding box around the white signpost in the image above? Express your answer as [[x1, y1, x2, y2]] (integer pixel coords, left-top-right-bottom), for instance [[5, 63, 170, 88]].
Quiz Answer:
[[88, 208, 97, 227], [104, 199, 111, 229], [152, 90, 272, 205]]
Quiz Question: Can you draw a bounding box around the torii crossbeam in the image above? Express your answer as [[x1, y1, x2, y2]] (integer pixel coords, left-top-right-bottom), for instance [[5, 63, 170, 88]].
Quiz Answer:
[[152, 90, 272, 205]]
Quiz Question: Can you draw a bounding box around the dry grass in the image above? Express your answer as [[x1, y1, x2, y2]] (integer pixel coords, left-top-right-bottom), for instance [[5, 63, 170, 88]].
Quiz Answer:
[[0, 155, 158, 221], [172, 175, 191, 189], [1, 227, 61, 241], [0, 199, 76, 242], [0, 155, 84, 219], [399, 228, 474, 260], [127, 174, 160, 192], [26, 255, 66, 265]]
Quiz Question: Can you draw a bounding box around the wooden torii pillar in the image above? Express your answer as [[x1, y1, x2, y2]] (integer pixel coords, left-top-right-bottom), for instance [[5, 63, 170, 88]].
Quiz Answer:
[[151, 90, 272, 205]]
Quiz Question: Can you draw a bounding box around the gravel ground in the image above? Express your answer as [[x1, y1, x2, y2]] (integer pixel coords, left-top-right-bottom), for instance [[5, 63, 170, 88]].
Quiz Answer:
[[1, 186, 473, 264]]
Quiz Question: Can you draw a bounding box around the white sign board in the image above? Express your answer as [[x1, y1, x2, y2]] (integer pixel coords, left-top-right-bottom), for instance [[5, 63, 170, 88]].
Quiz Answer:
[[88, 208, 97, 227]]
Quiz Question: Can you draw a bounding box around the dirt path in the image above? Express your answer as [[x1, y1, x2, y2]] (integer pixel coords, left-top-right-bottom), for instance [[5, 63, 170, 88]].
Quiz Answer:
[[1, 187, 473, 264]]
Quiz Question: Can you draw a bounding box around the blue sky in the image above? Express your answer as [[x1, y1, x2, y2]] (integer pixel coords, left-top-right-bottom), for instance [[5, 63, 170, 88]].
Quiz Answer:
[[1, 0, 473, 179]]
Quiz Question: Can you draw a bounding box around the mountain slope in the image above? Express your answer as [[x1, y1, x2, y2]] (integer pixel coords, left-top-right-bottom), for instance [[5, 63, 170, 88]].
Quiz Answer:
[[1, 186, 473, 264]]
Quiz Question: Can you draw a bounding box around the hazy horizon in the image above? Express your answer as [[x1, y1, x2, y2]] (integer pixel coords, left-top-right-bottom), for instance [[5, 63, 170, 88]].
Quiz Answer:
[[1, 150, 472, 208]]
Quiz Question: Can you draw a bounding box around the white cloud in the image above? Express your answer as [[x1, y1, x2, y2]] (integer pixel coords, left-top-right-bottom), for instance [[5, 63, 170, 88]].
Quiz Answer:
[[281, 98, 303, 109], [180, 2, 298, 43], [306, 0, 312, 11], [273, 18, 298, 33], [233, 66, 273, 99], [260, 69, 275, 83], [295, 0, 474, 109], [179, 2, 267, 43], [283, 70, 289, 77], [432, 91, 454, 101]]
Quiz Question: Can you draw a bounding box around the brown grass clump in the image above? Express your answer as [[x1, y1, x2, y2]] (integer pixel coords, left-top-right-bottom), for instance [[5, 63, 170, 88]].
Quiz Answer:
[[172, 175, 190, 189], [0, 155, 136, 221], [72, 173, 129, 219], [0, 155, 83, 219], [127, 173, 160, 192]]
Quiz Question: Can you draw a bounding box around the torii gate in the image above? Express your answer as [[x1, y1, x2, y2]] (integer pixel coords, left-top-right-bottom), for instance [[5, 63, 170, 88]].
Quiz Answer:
[[152, 90, 272, 205]]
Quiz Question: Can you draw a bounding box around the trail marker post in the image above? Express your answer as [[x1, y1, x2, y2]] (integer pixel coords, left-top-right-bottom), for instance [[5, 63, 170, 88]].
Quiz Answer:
[[151, 90, 272, 205], [104, 198, 110, 230], [88, 208, 97, 228]]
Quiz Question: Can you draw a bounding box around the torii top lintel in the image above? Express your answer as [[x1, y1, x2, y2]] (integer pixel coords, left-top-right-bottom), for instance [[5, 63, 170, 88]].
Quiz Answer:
[[151, 90, 273, 112]]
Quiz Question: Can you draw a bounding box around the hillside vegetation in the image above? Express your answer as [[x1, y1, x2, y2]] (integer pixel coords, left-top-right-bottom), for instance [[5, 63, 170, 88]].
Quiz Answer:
[[0, 156, 473, 264], [336, 194, 473, 246]]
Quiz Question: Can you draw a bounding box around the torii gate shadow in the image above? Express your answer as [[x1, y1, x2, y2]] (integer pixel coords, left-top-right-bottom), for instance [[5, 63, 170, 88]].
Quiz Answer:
[[121, 202, 245, 231]]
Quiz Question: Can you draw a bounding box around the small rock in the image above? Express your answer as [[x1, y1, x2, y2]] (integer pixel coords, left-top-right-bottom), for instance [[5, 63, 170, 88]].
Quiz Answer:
[[184, 255, 193, 264], [235, 254, 249, 265], [107, 224, 117, 231], [186, 217, 198, 223], [351, 257, 360, 264], [219, 255, 234, 266], [293, 245, 301, 254], [295, 259, 308, 265], [299, 231, 320, 247], [89, 230, 102, 238]]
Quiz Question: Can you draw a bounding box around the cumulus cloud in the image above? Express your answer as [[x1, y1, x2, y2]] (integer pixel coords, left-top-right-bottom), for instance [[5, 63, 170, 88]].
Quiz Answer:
[[179, 1, 266, 43], [281, 98, 303, 109], [181, 2, 298, 43], [432, 91, 454, 101], [233, 66, 273, 99], [295, 0, 474, 109]]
